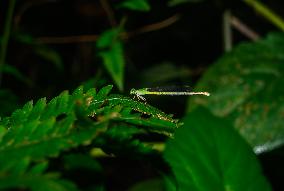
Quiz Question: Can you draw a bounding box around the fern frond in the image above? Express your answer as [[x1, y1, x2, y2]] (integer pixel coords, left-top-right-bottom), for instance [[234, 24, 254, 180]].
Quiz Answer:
[[0, 85, 178, 190]]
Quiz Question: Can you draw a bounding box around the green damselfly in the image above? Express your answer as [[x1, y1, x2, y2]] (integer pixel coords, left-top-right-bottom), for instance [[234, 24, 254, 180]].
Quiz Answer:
[[130, 86, 210, 101]]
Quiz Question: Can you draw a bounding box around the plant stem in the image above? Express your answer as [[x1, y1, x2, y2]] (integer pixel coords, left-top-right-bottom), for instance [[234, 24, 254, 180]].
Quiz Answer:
[[244, 0, 284, 31], [230, 15, 260, 41], [100, 0, 117, 27], [223, 10, 233, 52], [0, 0, 16, 85]]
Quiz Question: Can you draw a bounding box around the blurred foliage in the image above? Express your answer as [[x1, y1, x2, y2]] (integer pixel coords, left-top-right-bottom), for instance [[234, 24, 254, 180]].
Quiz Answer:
[[118, 0, 151, 12], [168, 0, 204, 7], [188, 33, 284, 154], [164, 108, 272, 191]]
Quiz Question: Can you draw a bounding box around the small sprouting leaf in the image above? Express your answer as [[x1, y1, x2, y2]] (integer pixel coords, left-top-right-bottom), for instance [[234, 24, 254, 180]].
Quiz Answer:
[[187, 32, 284, 153], [164, 108, 272, 191], [118, 0, 151, 12], [97, 29, 125, 91]]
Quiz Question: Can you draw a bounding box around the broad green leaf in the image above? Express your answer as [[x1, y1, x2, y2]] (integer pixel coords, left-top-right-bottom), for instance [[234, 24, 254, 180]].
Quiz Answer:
[[97, 29, 125, 91], [164, 108, 272, 191], [118, 0, 151, 12], [168, 0, 203, 7], [187, 32, 284, 153]]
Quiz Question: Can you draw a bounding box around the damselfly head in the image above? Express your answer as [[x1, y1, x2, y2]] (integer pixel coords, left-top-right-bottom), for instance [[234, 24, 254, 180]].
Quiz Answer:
[[130, 88, 136, 95]]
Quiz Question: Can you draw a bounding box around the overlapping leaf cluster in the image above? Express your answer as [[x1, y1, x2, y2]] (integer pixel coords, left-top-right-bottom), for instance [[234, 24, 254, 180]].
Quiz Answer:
[[0, 85, 178, 190]]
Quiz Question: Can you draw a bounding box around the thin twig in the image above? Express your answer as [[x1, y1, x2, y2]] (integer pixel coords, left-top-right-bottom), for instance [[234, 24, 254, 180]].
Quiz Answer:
[[230, 15, 260, 41], [100, 0, 117, 27], [36, 34, 100, 44], [126, 14, 180, 38], [36, 14, 180, 44], [0, 0, 16, 86], [244, 0, 284, 31], [223, 10, 233, 52], [14, 0, 57, 28]]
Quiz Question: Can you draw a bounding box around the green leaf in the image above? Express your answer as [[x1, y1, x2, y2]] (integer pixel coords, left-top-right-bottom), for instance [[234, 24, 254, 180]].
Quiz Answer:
[[97, 29, 120, 49], [168, 0, 203, 7], [118, 0, 151, 12], [97, 29, 125, 91], [187, 32, 284, 153], [164, 108, 272, 191]]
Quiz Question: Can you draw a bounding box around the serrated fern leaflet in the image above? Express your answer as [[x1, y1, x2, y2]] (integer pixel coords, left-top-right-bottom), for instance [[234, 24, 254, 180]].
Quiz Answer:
[[0, 85, 178, 190]]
